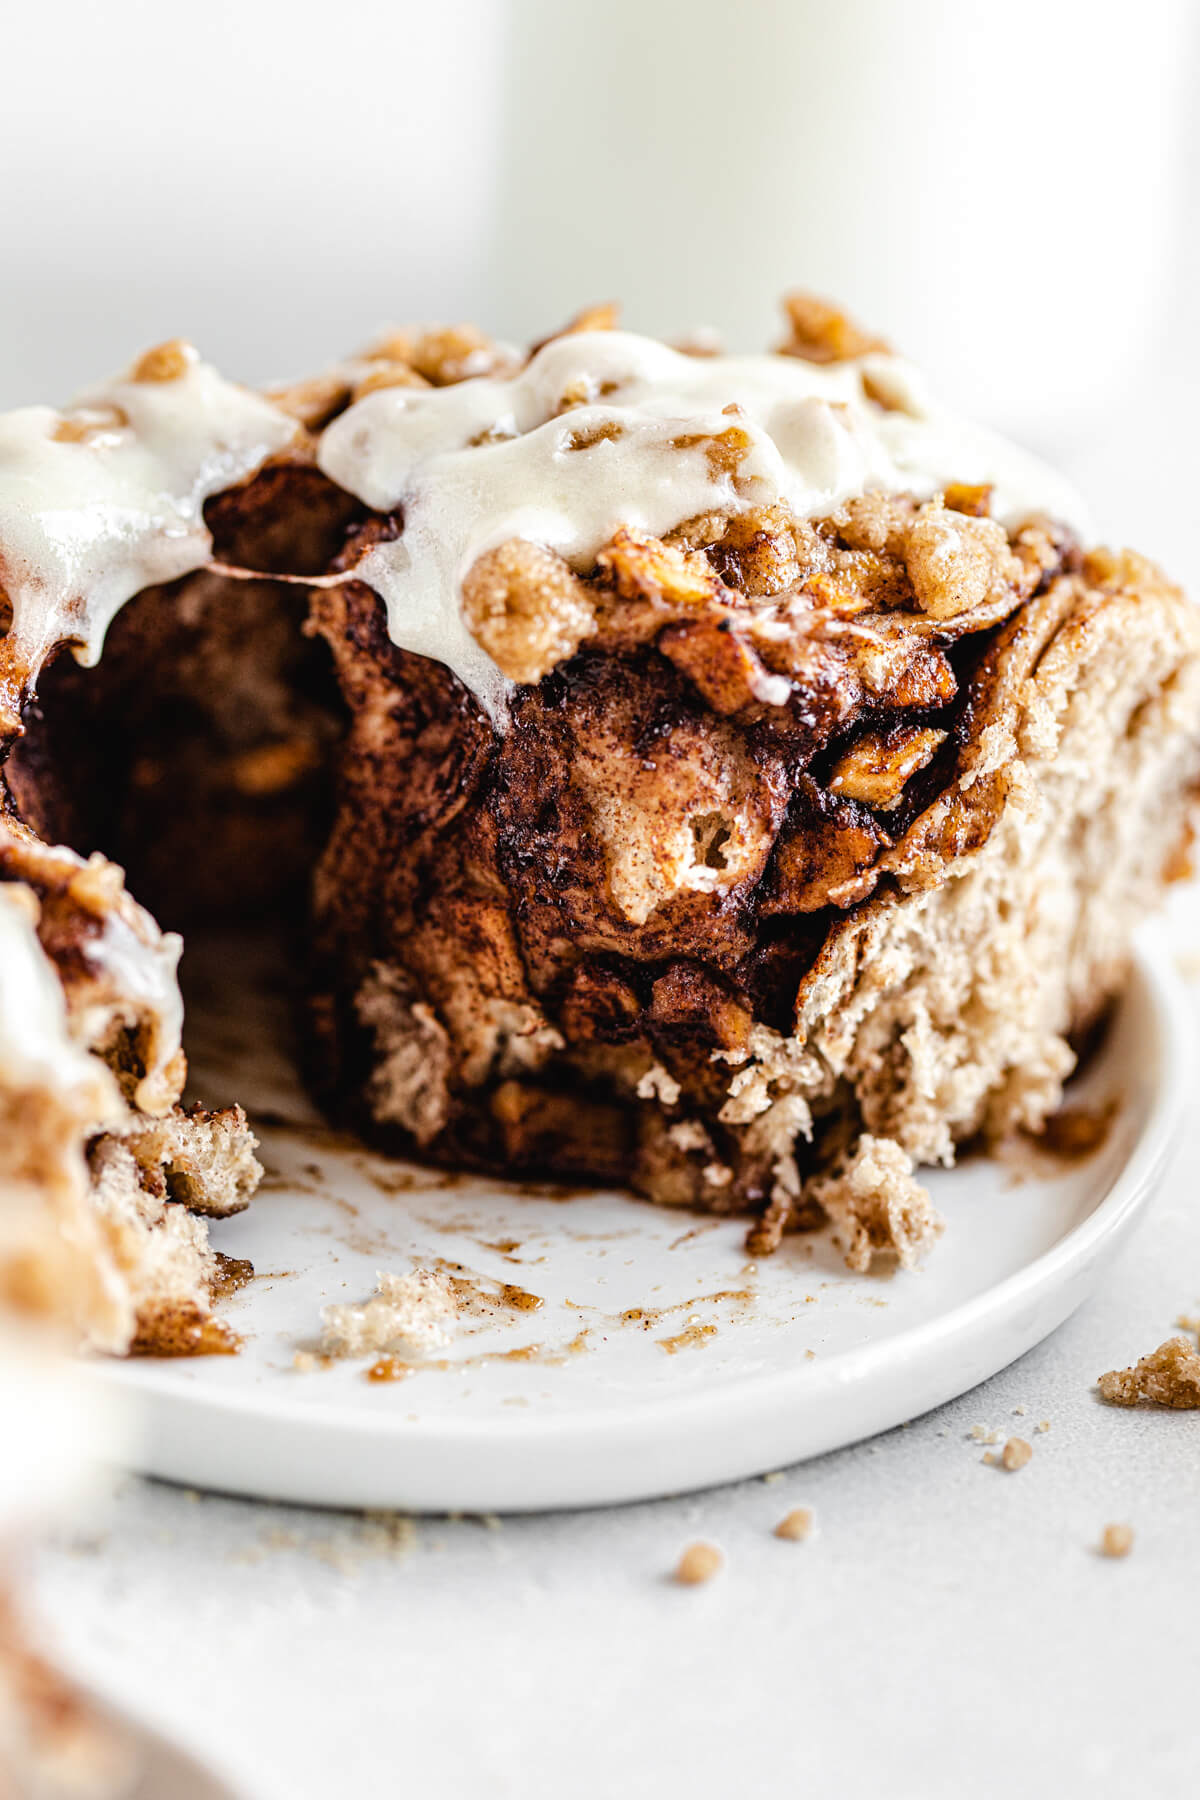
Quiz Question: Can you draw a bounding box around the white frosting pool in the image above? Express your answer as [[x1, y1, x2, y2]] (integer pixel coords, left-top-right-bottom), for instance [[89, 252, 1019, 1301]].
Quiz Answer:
[[317, 329, 1091, 719], [0, 344, 298, 689]]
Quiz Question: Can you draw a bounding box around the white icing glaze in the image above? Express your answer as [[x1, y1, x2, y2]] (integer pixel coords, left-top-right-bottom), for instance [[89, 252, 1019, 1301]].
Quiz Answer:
[[317, 330, 1091, 719], [0, 344, 298, 686], [0, 883, 117, 1109], [77, 900, 185, 1116], [0, 848, 183, 1117]]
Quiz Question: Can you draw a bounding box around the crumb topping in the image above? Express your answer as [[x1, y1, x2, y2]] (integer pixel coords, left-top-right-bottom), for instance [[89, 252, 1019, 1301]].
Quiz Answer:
[[778, 292, 890, 365], [461, 539, 597, 684], [130, 338, 197, 384], [318, 303, 1088, 720]]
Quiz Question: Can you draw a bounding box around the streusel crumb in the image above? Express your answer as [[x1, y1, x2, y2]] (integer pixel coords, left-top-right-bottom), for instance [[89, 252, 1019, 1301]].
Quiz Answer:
[[461, 539, 597, 684], [778, 291, 889, 365], [774, 1508, 814, 1541], [1097, 1337, 1200, 1408], [1098, 1523, 1135, 1559], [674, 1542, 723, 1585], [1000, 1437, 1032, 1471], [130, 338, 194, 383]]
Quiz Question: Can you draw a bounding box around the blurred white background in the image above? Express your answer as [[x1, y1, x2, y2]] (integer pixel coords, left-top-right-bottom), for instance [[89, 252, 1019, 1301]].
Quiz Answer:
[[2, 0, 1197, 451], [498, 0, 1198, 439], [0, 0, 506, 400]]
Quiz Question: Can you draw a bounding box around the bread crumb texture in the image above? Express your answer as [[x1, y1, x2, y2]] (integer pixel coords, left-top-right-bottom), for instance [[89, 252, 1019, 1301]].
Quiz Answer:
[[321, 1267, 457, 1358], [807, 1134, 942, 1274]]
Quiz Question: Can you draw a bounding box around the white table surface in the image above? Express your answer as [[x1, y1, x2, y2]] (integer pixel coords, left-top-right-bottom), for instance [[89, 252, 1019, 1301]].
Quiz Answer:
[[29, 967, 1200, 1800], [24, 362, 1200, 1800]]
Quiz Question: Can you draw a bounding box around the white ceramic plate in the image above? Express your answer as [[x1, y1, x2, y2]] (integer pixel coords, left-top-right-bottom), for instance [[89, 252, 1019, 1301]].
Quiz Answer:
[[91, 940, 1190, 1513]]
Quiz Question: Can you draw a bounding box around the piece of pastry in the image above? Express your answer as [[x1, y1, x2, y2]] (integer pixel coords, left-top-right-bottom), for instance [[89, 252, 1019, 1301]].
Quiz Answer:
[[0, 846, 259, 1357], [304, 302, 1200, 1264], [1, 298, 1197, 1311]]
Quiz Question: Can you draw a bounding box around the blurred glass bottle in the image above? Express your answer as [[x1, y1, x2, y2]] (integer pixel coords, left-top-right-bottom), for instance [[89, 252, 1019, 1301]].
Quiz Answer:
[[491, 0, 1195, 445]]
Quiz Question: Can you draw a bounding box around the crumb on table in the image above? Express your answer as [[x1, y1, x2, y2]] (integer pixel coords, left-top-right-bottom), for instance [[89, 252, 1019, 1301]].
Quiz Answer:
[[674, 1542, 723, 1585], [1098, 1523, 1135, 1559], [774, 1508, 815, 1541], [1097, 1337, 1200, 1409]]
